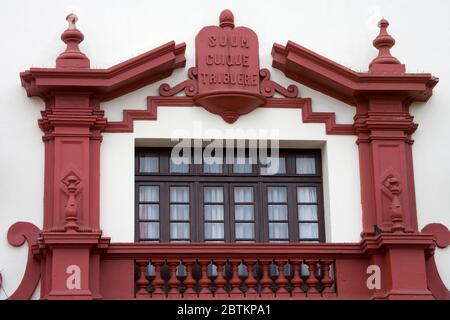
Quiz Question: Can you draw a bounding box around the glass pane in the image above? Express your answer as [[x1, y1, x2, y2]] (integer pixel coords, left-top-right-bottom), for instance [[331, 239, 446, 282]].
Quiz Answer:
[[170, 186, 189, 202], [298, 205, 318, 221], [233, 157, 253, 173], [296, 156, 316, 174], [170, 223, 190, 239], [262, 157, 286, 175], [170, 157, 189, 173], [234, 187, 253, 202], [139, 204, 159, 220], [204, 205, 224, 220], [139, 155, 159, 173], [235, 223, 255, 239], [299, 223, 319, 239], [205, 223, 224, 239], [235, 205, 254, 220], [170, 204, 189, 220], [203, 163, 223, 174], [139, 186, 159, 202], [268, 187, 287, 203], [269, 223, 288, 239], [204, 187, 224, 203], [268, 205, 288, 220], [139, 222, 159, 239], [297, 187, 317, 203]]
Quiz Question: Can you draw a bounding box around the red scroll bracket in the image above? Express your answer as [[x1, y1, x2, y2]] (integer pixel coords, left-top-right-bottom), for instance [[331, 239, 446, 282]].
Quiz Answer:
[[159, 9, 298, 124], [7, 222, 41, 300]]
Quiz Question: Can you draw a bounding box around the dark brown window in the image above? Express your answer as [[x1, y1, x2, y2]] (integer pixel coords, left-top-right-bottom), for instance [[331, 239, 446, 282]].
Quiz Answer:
[[135, 148, 325, 243]]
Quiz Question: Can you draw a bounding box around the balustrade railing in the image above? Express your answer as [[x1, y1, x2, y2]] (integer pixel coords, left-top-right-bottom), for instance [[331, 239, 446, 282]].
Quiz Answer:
[[131, 245, 338, 299]]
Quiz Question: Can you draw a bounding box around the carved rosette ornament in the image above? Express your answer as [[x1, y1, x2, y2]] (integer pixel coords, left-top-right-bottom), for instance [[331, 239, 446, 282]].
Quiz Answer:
[[159, 9, 298, 123]]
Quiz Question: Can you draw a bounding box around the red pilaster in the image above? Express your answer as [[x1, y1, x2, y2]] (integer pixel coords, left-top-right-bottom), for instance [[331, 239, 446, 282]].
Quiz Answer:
[[20, 13, 186, 299]]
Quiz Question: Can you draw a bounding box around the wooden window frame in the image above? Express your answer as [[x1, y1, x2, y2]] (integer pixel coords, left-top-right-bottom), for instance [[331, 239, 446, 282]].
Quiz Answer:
[[135, 147, 325, 243]]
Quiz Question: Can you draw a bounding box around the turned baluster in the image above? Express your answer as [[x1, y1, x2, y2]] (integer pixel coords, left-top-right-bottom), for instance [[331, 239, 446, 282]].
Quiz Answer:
[[305, 259, 320, 294], [152, 260, 165, 297], [290, 260, 304, 295], [198, 260, 212, 296], [229, 260, 243, 295], [183, 260, 197, 296], [214, 260, 227, 296], [259, 260, 273, 296], [275, 259, 289, 295], [136, 260, 150, 298], [321, 260, 334, 293], [245, 260, 258, 296], [167, 261, 180, 296]]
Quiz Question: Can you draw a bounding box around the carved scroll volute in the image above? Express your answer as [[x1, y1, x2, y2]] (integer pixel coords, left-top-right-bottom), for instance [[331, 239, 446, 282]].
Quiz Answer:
[[62, 173, 81, 232], [383, 174, 406, 233]]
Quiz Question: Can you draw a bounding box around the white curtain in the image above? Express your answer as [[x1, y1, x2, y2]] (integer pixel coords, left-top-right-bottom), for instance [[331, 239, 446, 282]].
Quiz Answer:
[[170, 223, 190, 240], [170, 204, 189, 220], [235, 205, 254, 220], [268, 187, 287, 203], [233, 157, 253, 173], [140, 222, 159, 239], [299, 223, 319, 239], [170, 186, 189, 202], [269, 223, 288, 240], [139, 186, 159, 202], [205, 223, 224, 240], [298, 205, 318, 221], [262, 157, 286, 175], [139, 204, 159, 220], [235, 223, 255, 239], [204, 187, 224, 202], [234, 187, 253, 202], [268, 205, 287, 220], [296, 156, 316, 174], [170, 157, 189, 173], [139, 155, 159, 173], [204, 205, 224, 220], [297, 187, 317, 203]]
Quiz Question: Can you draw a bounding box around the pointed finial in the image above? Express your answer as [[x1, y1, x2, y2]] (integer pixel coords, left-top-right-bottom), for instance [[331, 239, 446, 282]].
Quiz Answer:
[[369, 18, 405, 74], [66, 13, 78, 30], [219, 9, 234, 29], [56, 13, 90, 68]]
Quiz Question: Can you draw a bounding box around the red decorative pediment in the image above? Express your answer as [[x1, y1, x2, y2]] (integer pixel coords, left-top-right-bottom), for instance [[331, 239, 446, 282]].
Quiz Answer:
[[20, 14, 186, 102], [272, 19, 438, 106], [159, 10, 298, 123]]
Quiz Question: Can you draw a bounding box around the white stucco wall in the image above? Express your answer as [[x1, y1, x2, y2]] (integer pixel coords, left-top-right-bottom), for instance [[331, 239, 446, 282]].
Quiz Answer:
[[1, 0, 449, 299]]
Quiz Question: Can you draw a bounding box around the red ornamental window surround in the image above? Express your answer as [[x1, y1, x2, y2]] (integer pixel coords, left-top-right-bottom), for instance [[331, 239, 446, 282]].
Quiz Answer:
[[8, 10, 450, 301]]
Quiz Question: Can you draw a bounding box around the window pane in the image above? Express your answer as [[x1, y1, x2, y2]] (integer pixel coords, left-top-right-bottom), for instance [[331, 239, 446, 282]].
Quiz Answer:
[[296, 156, 316, 174], [171, 223, 190, 239], [204, 187, 224, 203], [234, 187, 253, 202], [297, 187, 317, 203], [170, 157, 189, 173], [139, 204, 159, 220], [170, 186, 189, 202], [235, 223, 255, 239], [298, 205, 318, 221], [205, 223, 224, 239], [204, 205, 224, 220], [139, 155, 159, 173], [268, 205, 288, 220], [139, 222, 159, 239], [235, 205, 254, 220], [262, 157, 286, 175], [233, 157, 253, 173], [139, 186, 159, 202], [267, 187, 287, 202], [170, 204, 189, 220], [203, 163, 223, 173], [299, 223, 319, 239], [269, 223, 288, 239]]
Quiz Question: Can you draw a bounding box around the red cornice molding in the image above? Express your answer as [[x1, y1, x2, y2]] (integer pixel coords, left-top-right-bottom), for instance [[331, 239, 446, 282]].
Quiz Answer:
[[272, 40, 438, 106], [20, 41, 186, 102], [105, 96, 355, 134]]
